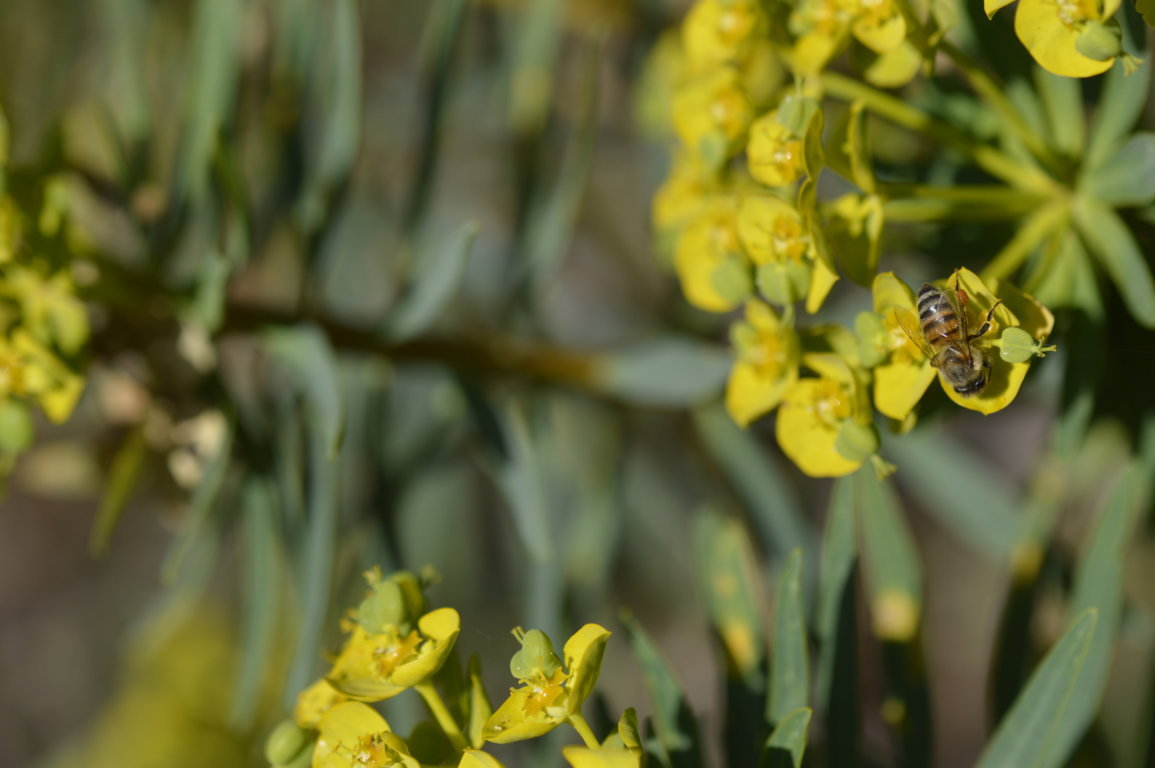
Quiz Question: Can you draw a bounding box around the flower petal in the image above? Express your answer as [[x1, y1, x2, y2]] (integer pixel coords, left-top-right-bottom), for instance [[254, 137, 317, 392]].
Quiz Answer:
[[1015, 0, 1114, 77]]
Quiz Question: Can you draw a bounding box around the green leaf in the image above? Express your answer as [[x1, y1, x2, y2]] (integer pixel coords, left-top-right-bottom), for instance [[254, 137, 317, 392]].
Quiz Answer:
[[690, 403, 812, 562], [161, 417, 234, 583], [1035, 69, 1084, 157], [889, 429, 1018, 559], [974, 609, 1098, 768], [695, 511, 765, 684], [760, 707, 812, 768], [90, 425, 148, 558], [385, 221, 478, 341], [493, 402, 554, 563], [265, 325, 346, 458], [767, 550, 809, 726], [814, 478, 859, 764], [857, 473, 922, 643], [231, 478, 282, 728], [174, 0, 243, 207], [1086, 58, 1150, 169], [1080, 133, 1155, 206], [1045, 466, 1141, 763], [1073, 197, 1155, 328], [595, 337, 730, 407], [1140, 0, 1155, 30], [619, 610, 703, 768]]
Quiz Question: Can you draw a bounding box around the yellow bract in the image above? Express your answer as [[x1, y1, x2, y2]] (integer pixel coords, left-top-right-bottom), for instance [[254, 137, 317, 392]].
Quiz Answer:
[[737, 195, 812, 265], [313, 702, 419, 768], [683, 0, 767, 68], [747, 112, 805, 188], [672, 67, 754, 161], [1007, 0, 1121, 77], [868, 272, 937, 420], [725, 300, 800, 427], [776, 377, 865, 477], [294, 678, 351, 729], [673, 200, 752, 312]]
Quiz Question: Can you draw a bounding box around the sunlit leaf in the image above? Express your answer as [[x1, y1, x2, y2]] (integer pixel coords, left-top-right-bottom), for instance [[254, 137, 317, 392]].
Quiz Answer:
[[975, 609, 1098, 768], [766, 550, 809, 725], [760, 707, 811, 768], [1080, 132, 1155, 206], [1086, 58, 1150, 168], [90, 425, 147, 558], [596, 337, 730, 406], [386, 222, 478, 341], [1073, 197, 1155, 327], [857, 473, 921, 643], [695, 511, 764, 683]]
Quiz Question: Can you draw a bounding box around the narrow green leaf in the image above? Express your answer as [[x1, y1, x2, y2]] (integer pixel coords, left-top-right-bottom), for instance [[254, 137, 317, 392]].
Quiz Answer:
[[285, 418, 342, 703], [815, 478, 859, 766], [522, 35, 600, 281], [265, 324, 346, 458], [1035, 69, 1084, 157], [1086, 58, 1151, 169], [493, 402, 553, 563], [174, 0, 242, 207], [90, 425, 147, 558], [619, 610, 703, 768], [760, 707, 812, 768], [1080, 133, 1155, 206], [857, 473, 922, 643], [1073, 197, 1155, 328], [231, 478, 281, 728], [767, 550, 809, 725], [890, 429, 1018, 559], [691, 403, 812, 563], [695, 511, 765, 684], [1046, 465, 1141, 763], [161, 417, 234, 583], [975, 609, 1099, 768], [386, 222, 478, 341], [596, 337, 730, 407]]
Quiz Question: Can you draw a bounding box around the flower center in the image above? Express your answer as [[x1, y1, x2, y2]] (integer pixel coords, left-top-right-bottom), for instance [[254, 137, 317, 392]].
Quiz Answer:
[[770, 214, 808, 261], [520, 667, 569, 718], [372, 629, 422, 678], [1056, 0, 1097, 26]]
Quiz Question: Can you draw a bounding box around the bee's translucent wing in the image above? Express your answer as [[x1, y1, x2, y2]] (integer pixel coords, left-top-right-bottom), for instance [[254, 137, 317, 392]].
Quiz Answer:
[[892, 308, 935, 360]]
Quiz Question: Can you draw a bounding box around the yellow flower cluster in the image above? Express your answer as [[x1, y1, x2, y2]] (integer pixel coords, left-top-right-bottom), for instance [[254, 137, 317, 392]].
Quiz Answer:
[[986, 0, 1140, 77], [267, 570, 626, 768], [0, 192, 89, 471]]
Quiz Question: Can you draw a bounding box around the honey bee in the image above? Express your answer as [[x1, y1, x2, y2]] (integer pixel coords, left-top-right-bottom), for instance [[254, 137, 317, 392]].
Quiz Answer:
[[894, 277, 1002, 396]]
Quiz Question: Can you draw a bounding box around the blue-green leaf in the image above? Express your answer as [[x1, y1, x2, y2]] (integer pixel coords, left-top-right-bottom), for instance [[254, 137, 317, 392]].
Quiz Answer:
[[1086, 59, 1150, 169], [386, 222, 478, 341], [890, 429, 1018, 559], [760, 707, 812, 768], [857, 473, 922, 643], [767, 550, 809, 725], [620, 610, 703, 768], [974, 609, 1098, 768], [815, 476, 856, 710], [265, 325, 346, 458], [596, 337, 730, 406], [493, 402, 553, 563], [695, 511, 765, 684], [1073, 197, 1155, 328], [1045, 465, 1141, 763], [1080, 133, 1155, 206], [1035, 69, 1084, 157], [691, 403, 811, 561]]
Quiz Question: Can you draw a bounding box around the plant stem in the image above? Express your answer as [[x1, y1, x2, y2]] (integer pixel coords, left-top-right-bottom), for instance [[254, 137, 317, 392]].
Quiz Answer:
[[980, 202, 1068, 282], [820, 72, 1056, 194], [937, 40, 1063, 175], [416, 682, 469, 752], [568, 711, 601, 749]]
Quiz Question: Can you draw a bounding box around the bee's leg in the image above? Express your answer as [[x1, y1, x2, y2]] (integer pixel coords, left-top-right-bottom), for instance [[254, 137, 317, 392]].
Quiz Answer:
[[968, 299, 1004, 341]]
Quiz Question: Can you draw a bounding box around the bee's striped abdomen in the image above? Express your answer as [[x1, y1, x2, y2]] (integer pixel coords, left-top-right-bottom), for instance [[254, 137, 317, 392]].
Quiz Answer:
[[917, 284, 962, 348]]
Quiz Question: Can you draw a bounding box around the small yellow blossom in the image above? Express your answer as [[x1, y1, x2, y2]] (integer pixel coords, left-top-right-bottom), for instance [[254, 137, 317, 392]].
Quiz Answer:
[[993, 0, 1124, 77], [672, 67, 754, 165], [859, 272, 938, 421], [313, 701, 419, 768], [294, 678, 351, 730], [775, 353, 876, 477], [1, 265, 89, 355], [683, 0, 767, 68], [725, 300, 800, 427], [652, 154, 721, 243], [737, 194, 821, 306], [483, 624, 610, 744], [747, 113, 806, 188], [673, 199, 752, 313]]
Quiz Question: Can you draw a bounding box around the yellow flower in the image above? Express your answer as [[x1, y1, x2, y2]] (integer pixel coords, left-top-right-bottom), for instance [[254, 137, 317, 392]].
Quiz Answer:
[[652, 154, 721, 241], [673, 199, 753, 313], [858, 272, 937, 421], [327, 609, 460, 701], [672, 67, 753, 165], [483, 624, 611, 744], [313, 701, 420, 768], [725, 300, 800, 427], [1, 265, 89, 355], [458, 750, 508, 768], [737, 194, 828, 307], [994, 0, 1124, 77], [775, 353, 876, 477], [0, 329, 85, 423], [683, 0, 767, 69], [294, 678, 351, 730], [850, 0, 907, 55], [747, 113, 806, 188], [562, 747, 641, 768]]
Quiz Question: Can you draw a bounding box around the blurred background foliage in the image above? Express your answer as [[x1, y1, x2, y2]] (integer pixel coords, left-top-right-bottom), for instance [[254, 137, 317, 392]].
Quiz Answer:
[[0, 0, 1153, 767]]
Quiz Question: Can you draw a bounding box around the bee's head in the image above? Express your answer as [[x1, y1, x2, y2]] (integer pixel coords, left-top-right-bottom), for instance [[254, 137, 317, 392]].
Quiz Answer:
[[953, 347, 990, 396]]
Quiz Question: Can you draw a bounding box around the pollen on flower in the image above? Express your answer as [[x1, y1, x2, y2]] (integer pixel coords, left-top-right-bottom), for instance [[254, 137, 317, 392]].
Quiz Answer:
[[520, 668, 569, 718], [810, 380, 851, 427], [371, 629, 422, 677], [1056, 0, 1097, 26]]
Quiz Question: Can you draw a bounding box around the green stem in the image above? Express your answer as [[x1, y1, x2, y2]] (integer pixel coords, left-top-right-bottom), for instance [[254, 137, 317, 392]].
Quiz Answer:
[[568, 712, 601, 749], [980, 202, 1069, 282], [415, 682, 468, 752], [820, 72, 1056, 194], [882, 196, 1042, 222], [938, 40, 1063, 175]]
